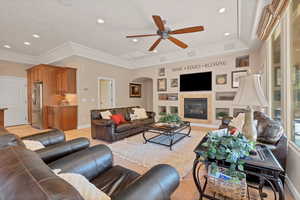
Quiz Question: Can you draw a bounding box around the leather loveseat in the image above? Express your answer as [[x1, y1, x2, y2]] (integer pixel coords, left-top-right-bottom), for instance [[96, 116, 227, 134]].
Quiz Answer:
[[0, 132, 180, 200], [91, 106, 155, 142]]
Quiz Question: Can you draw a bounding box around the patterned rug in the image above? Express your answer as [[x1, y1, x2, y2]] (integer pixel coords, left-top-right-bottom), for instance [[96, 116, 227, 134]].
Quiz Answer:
[[108, 130, 207, 178]]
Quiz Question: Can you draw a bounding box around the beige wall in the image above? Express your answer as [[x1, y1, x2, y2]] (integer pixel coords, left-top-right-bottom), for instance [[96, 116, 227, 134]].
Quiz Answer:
[[52, 56, 147, 126], [287, 143, 300, 197], [0, 60, 31, 77], [133, 50, 264, 125]]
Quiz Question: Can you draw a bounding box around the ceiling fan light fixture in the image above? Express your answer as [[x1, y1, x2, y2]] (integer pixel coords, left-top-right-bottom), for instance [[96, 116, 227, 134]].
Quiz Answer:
[[219, 8, 226, 13], [153, 50, 158, 53], [132, 38, 138, 42]]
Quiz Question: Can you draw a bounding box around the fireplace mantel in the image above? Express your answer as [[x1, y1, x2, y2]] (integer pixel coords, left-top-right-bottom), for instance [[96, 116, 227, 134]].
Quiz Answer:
[[179, 93, 213, 124]]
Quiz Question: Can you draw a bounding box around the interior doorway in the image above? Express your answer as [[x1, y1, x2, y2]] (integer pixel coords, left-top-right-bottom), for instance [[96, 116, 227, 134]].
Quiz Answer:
[[0, 76, 27, 127], [98, 77, 115, 109], [131, 77, 153, 111]]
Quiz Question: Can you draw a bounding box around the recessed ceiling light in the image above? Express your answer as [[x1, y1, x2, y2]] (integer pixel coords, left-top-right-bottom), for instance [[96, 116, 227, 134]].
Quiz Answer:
[[3, 44, 11, 49], [24, 42, 31, 46], [32, 34, 40, 38], [97, 18, 105, 24], [219, 8, 226, 13], [224, 32, 231, 36], [132, 38, 138, 42]]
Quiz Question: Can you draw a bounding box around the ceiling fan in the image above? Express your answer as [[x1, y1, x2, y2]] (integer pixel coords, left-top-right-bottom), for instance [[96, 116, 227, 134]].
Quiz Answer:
[[126, 15, 204, 51]]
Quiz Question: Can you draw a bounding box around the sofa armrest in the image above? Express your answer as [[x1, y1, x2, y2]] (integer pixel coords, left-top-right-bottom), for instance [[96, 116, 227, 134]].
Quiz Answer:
[[92, 119, 114, 127], [36, 137, 90, 164], [22, 129, 65, 147], [146, 111, 155, 119], [48, 144, 113, 181], [113, 164, 180, 200]]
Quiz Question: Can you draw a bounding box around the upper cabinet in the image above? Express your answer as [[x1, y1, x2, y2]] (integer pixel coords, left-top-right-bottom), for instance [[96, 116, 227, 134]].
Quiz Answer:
[[57, 68, 77, 94]]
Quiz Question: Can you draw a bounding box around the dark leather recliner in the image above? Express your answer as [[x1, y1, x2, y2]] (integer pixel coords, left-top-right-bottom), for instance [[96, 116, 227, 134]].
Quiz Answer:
[[91, 107, 155, 142], [1, 129, 90, 163]]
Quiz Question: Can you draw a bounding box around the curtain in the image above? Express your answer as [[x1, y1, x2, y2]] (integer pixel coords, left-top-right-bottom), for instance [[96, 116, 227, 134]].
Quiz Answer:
[[257, 0, 290, 40]]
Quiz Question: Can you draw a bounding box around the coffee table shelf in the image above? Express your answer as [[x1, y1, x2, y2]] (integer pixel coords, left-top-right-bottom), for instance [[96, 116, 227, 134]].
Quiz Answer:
[[143, 121, 191, 150]]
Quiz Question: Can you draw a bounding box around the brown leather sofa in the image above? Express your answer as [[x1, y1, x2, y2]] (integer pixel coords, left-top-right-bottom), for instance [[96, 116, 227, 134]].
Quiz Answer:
[[220, 111, 288, 170], [1, 129, 90, 164], [0, 131, 180, 200], [91, 107, 155, 142]]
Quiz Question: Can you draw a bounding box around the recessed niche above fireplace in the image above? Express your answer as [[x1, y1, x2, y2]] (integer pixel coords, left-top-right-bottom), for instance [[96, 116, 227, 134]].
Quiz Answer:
[[179, 93, 212, 124]]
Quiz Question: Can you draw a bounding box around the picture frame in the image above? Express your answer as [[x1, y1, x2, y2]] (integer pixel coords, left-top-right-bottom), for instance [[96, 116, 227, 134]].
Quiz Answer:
[[236, 55, 250, 68], [216, 92, 237, 101], [232, 70, 248, 88], [157, 78, 167, 91], [129, 83, 142, 98], [170, 78, 178, 87], [275, 67, 281, 87], [158, 68, 165, 76], [216, 74, 227, 85], [216, 108, 230, 120]]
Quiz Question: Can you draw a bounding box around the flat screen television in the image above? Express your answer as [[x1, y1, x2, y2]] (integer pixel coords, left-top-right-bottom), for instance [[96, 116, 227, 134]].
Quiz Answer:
[[180, 72, 212, 92]]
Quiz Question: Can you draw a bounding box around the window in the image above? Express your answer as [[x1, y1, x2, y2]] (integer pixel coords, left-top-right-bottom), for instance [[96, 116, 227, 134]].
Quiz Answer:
[[290, 0, 300, 147], [271, 25, 283, 123]]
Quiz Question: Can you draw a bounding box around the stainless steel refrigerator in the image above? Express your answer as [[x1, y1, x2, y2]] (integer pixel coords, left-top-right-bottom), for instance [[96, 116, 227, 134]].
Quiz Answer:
[[32, 82, 43, 129]]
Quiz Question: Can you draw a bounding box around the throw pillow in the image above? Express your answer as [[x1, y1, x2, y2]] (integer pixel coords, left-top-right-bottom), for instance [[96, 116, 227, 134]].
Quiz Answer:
[[22, 140, 45, 151], [116, 114, 126, 123], [130, 113, 139, 121], [133, 108, 148, 119], [57, 172, 111, 200], [100, 111, 112, 120], [111, 114, 121, 125]]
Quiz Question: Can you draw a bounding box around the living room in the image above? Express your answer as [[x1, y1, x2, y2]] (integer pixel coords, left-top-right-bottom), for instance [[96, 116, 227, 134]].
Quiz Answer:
[[0, 0, 299, 200]]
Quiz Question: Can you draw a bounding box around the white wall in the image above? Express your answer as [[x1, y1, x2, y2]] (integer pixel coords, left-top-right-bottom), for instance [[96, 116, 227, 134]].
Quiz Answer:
[[133, 50, 264, 126]]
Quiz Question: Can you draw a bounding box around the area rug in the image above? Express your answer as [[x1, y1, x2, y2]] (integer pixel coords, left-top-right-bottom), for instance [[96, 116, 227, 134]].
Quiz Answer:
[[108, 130, 206, 178]]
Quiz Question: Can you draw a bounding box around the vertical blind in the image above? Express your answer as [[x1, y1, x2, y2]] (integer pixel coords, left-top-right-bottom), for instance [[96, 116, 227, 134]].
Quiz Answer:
[[257, 0, 290, 40]]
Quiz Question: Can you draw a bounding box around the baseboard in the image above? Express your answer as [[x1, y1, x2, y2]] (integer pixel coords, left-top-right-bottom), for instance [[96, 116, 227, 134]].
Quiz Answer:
[[190, 123, 219, 128], [286, 176, 300, 200], [77, 124, 91, 129]]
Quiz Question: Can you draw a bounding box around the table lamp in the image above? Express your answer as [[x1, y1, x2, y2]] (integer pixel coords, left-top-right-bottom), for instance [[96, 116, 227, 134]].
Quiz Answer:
[[233, 73, 269, 141]]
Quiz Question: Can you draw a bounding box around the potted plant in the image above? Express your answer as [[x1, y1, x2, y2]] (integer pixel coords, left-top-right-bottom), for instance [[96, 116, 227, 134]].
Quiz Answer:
[[198, 131, 255, 199], [159, 113, 182, 126]]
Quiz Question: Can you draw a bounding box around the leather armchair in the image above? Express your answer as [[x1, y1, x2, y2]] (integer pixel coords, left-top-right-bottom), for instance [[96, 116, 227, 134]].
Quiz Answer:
[[49, 144, 180, 200]]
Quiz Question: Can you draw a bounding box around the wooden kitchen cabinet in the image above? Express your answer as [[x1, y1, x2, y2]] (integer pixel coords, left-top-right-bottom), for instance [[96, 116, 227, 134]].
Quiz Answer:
[[57, 68, 77, 94], [48, 105, 78, 131]]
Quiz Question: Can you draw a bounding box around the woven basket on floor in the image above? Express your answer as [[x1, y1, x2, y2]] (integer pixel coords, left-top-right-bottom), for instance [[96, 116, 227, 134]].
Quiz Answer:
[[207, 165, 247, 200]]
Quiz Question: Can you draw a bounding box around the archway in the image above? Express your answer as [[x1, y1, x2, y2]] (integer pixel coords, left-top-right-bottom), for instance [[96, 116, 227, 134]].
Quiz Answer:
[[131, 77, 153, 111]]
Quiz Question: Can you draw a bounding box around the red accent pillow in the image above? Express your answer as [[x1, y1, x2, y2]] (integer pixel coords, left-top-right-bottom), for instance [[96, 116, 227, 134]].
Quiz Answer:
[[116, 114, 126, 123], [111, 114, 121, 125]]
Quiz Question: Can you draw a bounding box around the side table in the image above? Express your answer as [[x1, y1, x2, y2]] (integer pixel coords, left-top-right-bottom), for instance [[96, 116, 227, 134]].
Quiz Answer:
[[193, 137, 285, 200]]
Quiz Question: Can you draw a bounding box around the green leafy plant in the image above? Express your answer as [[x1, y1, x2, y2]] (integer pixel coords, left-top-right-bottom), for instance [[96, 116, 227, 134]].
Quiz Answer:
[[199, 131, 255, 181], [159, 113, 182, 124]]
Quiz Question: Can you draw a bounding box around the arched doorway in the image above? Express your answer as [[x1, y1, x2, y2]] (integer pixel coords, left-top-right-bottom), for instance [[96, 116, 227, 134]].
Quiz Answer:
[[131, 77, 153, 111]]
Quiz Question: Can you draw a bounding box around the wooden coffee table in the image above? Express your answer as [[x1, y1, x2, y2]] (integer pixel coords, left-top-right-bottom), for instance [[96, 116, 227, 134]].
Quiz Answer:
[[143, 121, 191, 150]]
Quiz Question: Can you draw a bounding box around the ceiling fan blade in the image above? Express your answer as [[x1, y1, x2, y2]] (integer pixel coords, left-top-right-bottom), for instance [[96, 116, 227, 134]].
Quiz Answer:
[[126, 34, 158, 38], [168, 36, 188, 49], [149, 38, 162, 51], [169, 26, 204, 34], [152, 15, 165, 31]]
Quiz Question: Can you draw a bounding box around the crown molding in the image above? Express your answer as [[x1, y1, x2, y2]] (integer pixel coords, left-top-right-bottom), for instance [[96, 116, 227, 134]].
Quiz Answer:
[[0, 40, 250, 69], [0, 49, 37, 65]]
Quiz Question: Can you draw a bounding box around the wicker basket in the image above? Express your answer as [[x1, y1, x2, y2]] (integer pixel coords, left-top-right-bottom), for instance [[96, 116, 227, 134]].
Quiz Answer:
[[207, 165, 247, 200]]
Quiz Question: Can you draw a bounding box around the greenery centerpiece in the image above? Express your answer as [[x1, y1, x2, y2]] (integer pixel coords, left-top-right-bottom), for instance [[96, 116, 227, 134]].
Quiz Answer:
[[158, 113, 182, 126], [199, 130, 255, 182]]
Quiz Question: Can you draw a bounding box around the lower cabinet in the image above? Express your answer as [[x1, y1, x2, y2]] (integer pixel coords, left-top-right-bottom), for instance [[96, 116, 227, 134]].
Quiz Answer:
[[48, 105, 78, 131]]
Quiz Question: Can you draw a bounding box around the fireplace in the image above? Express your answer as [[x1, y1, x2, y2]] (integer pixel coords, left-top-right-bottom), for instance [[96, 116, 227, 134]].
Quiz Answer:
[[179, 93, 212, 124], [184, 98, 208, 119]]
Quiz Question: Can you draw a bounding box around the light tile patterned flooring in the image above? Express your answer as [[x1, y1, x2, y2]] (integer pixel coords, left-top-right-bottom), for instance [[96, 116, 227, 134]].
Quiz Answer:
[[7, 125, 294, 200]]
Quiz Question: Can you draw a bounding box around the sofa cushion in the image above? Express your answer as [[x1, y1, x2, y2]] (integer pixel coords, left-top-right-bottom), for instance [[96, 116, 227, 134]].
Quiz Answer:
[[111, 114, 122, 125], [23, 139, 45, 151], [91, 165, 140, 198], [57, 172, 111, 200], [115, 123, 135, 133], [132, 118, 153, 126], [101, 111, 112, 120], [132, 108, 148, 119]]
